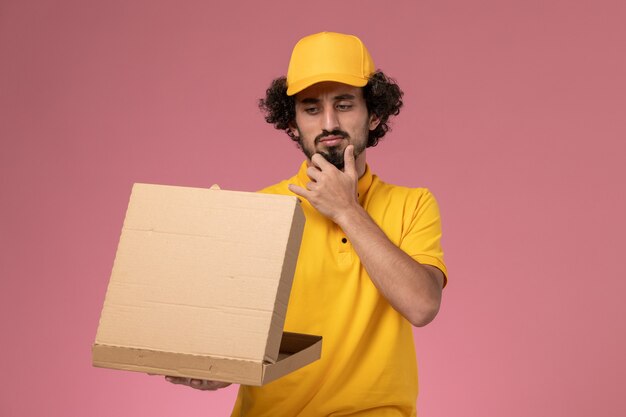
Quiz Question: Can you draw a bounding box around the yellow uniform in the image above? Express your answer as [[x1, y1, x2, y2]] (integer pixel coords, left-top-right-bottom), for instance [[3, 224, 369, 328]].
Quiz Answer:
[[231, 162, 447, 417]]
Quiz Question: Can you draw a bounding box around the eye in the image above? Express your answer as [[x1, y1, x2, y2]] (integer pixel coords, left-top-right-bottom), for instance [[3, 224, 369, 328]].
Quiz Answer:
[[336, 103, 353, 111], [304, 107, 319, 115]]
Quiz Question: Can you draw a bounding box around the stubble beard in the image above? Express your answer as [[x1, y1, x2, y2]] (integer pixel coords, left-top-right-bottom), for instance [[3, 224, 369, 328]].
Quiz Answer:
[[297, 128, 368, 171]]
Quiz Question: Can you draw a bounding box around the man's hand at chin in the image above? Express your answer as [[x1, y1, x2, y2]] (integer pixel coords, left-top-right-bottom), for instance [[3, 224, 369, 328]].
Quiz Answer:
[[164, 376, 232, 391], [288, 145, 360, 223]]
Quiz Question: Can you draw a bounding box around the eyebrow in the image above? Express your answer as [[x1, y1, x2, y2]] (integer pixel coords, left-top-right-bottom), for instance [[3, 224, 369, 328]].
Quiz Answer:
[[299, 94, 357, 104]]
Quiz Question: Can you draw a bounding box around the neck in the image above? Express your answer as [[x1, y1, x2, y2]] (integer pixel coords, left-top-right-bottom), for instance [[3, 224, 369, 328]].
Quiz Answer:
[[354, 149, 367, 178]]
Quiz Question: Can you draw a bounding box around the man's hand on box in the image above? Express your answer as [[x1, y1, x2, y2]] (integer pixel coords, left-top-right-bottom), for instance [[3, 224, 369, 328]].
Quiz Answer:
[[164, 376, 232, 391]]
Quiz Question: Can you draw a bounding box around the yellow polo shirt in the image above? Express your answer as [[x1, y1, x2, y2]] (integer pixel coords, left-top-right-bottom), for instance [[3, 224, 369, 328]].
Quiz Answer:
[[231, 162, 447, 417]]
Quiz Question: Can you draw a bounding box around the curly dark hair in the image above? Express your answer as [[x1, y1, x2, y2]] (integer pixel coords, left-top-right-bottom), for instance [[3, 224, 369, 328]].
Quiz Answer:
[[259, 71, 403, 147]]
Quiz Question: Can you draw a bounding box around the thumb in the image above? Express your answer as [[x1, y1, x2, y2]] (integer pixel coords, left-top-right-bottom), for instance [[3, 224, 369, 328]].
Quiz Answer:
[[344, 145, 356, 177]]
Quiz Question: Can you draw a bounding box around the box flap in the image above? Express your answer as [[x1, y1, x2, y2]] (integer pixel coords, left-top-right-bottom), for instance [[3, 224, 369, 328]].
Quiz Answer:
[[92, 332, 322, 386], [94, 183, 305, 364], [261, 332, 323, 384]]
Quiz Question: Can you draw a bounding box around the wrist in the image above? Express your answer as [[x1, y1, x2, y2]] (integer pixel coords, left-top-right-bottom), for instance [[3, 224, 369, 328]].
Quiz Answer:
[[334, 202, 366, 230]]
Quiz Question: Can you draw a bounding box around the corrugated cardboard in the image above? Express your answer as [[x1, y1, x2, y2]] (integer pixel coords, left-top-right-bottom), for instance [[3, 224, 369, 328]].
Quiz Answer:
[[93, 183, 322, 385]]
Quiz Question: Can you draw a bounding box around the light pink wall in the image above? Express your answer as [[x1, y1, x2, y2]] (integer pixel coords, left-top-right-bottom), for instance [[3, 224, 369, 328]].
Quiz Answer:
[[1, 1, 625, 416]]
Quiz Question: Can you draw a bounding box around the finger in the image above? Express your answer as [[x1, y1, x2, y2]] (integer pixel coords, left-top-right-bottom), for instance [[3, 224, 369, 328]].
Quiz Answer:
[[190, 379, 205, 388], [343, 145, 356, 177], [311, 153, 333, 170], [164, 376, 229, 391], [288, 183, 311, 199], [188, 379, 231, 391], [305, 181, 319, 191], [204, 381, 232, 390], [306, 166, 322, 181], [165, 376, 189, 385]]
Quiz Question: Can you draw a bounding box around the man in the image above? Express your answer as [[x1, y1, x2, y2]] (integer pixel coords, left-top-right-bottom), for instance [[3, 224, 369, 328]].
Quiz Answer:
[[167, 31, 447, 417]]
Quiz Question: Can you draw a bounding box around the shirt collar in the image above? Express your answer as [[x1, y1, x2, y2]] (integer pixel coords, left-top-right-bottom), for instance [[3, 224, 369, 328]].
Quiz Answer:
[[295, 161, 374, 205]]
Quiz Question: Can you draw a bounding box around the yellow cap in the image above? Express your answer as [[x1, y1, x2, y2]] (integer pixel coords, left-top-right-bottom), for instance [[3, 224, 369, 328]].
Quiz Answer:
[[286, 32, 375, 96]]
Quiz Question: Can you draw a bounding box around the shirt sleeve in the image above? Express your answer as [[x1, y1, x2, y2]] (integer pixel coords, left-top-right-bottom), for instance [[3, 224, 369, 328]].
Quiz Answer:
[[399, 188, 448, 287]]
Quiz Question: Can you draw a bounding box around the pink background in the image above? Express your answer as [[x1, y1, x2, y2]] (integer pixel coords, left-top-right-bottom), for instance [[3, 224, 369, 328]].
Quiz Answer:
[[1, 0, 625, 416]]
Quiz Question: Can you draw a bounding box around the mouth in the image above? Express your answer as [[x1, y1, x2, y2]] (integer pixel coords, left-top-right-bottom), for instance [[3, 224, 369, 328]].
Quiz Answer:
[[318, 136, 344, 147], [320, 137, 343, 146]]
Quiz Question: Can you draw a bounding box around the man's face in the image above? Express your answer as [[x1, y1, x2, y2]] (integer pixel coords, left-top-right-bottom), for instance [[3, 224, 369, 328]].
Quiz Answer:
[[290, 82, 380, 170]]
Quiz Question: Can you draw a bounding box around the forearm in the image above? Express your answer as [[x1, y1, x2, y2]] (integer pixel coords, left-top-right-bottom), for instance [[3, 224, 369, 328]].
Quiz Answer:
[[336, 204, 443, 327], [288, 148, 444, 326]]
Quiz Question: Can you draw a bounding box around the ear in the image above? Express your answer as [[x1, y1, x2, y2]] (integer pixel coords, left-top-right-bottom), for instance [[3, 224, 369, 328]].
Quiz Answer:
[[368, 113, 381, 131], [288, 121, 299, 139]]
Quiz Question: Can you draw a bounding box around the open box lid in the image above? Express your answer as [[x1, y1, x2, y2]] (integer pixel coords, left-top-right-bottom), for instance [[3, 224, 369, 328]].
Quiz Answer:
[[93, 183, 316, 375], [93, 331, 322, 386]]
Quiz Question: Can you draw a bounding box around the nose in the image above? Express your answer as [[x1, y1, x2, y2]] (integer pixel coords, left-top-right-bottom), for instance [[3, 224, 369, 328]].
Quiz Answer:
[[322, 107, 340, 132]]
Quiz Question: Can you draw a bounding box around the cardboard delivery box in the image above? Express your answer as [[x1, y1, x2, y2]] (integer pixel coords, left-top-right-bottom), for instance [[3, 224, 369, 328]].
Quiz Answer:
[[93, 183, 322, 385]]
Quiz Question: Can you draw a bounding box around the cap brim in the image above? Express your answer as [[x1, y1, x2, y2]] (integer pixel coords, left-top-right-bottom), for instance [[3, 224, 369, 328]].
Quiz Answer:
[[287, 73, 369, 96]]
